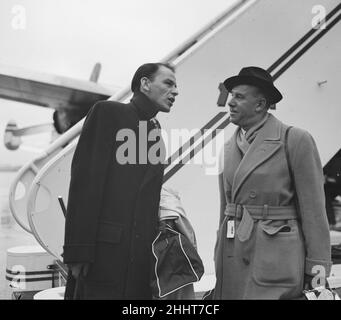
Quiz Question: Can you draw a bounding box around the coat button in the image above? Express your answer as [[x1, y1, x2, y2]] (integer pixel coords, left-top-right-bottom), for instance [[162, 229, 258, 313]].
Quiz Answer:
[[242, 257, 250, 265], [249, 191, 257, 199]]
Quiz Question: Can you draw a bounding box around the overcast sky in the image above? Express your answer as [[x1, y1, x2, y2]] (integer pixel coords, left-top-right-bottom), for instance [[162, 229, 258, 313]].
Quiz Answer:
[[0, 0, 235, 85], [0, 0, 236, 166]]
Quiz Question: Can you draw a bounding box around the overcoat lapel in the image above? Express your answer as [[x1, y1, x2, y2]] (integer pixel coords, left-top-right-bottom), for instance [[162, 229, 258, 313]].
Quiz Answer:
[[223, 130, 242, 188], [231, 114, 282, 201]]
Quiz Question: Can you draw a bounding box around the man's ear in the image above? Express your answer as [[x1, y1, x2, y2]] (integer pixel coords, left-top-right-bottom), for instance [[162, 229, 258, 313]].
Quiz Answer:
[[255, 98, 267, 112], [140, 77, 150, 92]]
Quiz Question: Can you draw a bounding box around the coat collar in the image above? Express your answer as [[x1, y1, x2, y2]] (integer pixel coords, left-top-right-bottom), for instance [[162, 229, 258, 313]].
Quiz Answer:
[[131, 92, 159, 121], [226, 113, 283, 201], [131, 92, 164, 189]]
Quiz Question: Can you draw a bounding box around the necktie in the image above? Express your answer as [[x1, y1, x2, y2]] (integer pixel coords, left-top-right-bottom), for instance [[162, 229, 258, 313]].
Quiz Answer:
[[236, 129, 250, 156]]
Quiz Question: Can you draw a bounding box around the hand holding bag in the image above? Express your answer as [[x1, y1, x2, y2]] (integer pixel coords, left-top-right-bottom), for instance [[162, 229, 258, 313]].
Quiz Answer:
[[151, 223, 204, 299]]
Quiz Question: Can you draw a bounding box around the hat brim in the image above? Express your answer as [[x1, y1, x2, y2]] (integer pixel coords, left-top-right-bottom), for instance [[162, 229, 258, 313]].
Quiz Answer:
[[223, 75, 283, 104]]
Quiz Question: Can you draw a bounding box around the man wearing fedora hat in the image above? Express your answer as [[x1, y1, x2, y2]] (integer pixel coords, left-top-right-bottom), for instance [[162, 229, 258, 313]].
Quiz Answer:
[[213, 66, 331, 299]]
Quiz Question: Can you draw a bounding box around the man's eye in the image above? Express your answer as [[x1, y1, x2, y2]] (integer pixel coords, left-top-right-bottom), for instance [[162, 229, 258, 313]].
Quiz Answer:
[[230, 92, 243, 99]]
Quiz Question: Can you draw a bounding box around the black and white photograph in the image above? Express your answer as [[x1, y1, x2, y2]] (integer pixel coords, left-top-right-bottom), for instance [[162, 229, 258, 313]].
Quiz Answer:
[[0, 0, 340, 309]]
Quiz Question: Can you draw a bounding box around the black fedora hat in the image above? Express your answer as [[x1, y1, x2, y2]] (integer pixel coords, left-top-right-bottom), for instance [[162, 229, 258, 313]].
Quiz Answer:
[[223, 66, 283, 104]]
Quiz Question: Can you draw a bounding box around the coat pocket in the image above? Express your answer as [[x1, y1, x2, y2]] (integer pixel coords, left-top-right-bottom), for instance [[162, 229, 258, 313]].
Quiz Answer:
[[96, 221, 123, 244], [252, 221, 304, 288]]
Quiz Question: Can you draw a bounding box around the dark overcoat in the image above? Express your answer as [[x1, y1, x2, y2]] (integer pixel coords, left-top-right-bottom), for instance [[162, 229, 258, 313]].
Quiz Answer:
[[214, 114, 332, 299], [63, 93, 165, 299]]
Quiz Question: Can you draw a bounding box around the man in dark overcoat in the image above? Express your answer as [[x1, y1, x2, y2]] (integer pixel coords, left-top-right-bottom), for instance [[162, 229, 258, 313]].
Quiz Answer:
[[63, 63, 178, 299]]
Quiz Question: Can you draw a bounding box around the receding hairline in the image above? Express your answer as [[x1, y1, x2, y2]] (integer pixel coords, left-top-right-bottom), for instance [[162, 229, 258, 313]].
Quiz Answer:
[[150, 63, 175, 78], [131, 62, 175, 93]]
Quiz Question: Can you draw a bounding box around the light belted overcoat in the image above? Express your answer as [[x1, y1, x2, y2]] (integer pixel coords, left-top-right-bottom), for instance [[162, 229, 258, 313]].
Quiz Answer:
[[214, 114, 332, 299]]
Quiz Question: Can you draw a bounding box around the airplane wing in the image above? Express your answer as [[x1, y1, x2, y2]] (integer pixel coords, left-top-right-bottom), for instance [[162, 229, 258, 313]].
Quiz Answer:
[[0, 63, 118, 111], [0, 63, 121, 139]]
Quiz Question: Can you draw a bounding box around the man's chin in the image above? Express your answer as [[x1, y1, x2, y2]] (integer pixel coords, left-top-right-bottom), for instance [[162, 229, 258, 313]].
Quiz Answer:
[[229, 117, 238, 125], [159, 105, 171, 113]]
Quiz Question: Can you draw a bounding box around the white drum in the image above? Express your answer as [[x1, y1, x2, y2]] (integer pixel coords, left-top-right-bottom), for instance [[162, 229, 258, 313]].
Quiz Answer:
[[34, 286, 65, 300], [6, 245, 56, 292]]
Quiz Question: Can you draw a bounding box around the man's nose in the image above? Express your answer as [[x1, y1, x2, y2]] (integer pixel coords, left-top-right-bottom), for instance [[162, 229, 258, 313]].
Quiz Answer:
[[228, 96, 235, 107], [172, 86, 179, 96]]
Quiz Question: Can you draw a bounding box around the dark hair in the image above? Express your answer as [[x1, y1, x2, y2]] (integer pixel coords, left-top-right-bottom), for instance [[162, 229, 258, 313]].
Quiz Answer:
[[131, 62, 175, 93]]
